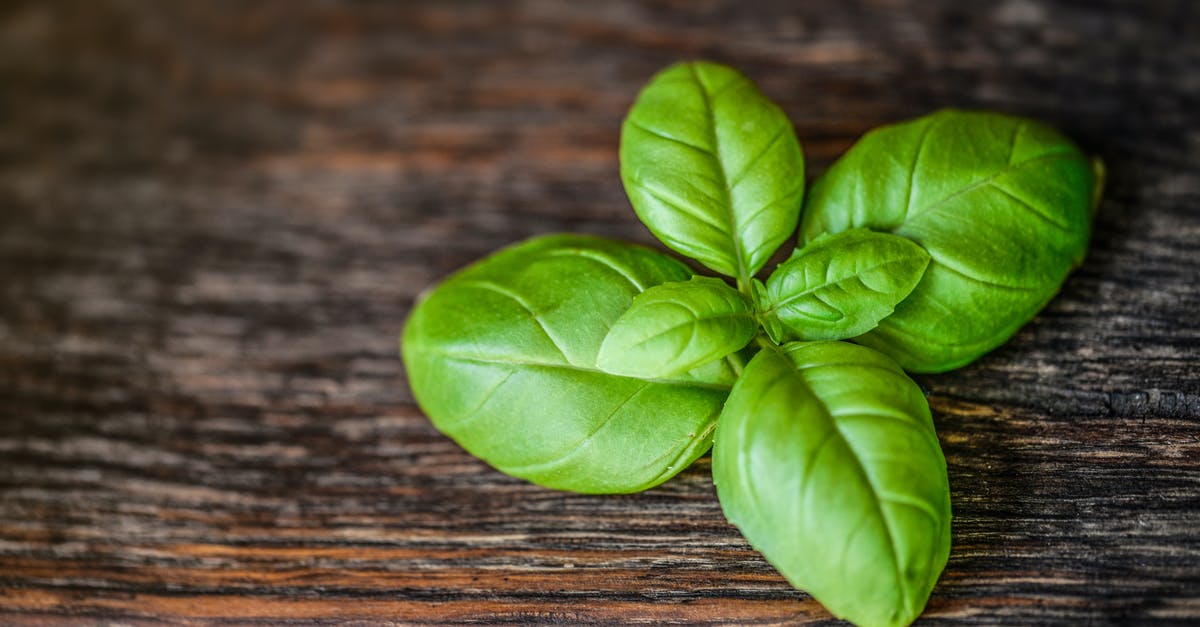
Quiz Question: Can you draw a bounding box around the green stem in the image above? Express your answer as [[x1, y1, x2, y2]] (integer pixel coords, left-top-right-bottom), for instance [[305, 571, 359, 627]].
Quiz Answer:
[[735, 276, 752, 299], [756, 333, 779, 351], [723, 351, 745, 377]]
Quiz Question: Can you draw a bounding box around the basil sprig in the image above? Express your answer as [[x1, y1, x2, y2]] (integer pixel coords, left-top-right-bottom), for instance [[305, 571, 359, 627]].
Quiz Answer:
[[403, 61, 1099, 626]]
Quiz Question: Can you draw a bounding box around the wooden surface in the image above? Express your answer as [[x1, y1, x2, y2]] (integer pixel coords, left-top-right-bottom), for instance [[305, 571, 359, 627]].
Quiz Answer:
[[1, 1, 1198, 624]]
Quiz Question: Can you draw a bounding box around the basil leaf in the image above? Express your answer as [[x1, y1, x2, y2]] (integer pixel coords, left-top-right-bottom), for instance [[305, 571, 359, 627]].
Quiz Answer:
[[761, 229, 929, 342], [800, 109, 1097, 372], [401, 235, 735, 494], [712, 341, 951, 627], [620, 61, 805, 283], [597, 276, 756, 378]]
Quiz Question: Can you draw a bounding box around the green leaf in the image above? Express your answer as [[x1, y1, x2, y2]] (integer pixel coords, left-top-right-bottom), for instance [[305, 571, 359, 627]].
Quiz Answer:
[[401, 235, 735, 494], [761, 229, 929, 341], [712, 342, 951, 627], [800, 109, 1097, 372], [597, 276, 756, 378], [620, 61, 805, 283]]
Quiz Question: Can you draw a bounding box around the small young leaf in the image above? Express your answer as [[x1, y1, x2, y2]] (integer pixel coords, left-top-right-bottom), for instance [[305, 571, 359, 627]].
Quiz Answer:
[[597, 276, 757, 378], [712, 341, 951, 627], [620, 61, 805, 283], [750, 278, 785, 344], [761, 229, 930, 341], [402, 235, 736, 494], [801, 109, 1097, 372]]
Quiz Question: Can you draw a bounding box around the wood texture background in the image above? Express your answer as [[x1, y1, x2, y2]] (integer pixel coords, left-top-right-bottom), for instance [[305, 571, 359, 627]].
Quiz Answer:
[[1, 1, 1198, 624]]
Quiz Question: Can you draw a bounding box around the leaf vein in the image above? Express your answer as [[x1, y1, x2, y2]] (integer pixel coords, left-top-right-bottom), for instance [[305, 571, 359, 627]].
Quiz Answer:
[[987, 181, 1070, 230], [924, 251, 1040, 293], [646, 418, 719, 486], [409, 349, 734, 391], [900, 117, 938, 225], [505, 382, 651, 475], [457, 280, 573, 363], [443, 369, 516, 431], [901, 149, 1079, 228], [689, 62, 746, 283], [728, 122, 788, 190], [545, 248, 648, 292], [627, 118, 713, 156], [787, 354, 912, 614], [881, 491, 942, 525], [634, 179, 730, 235], [766, 254, 923, 314]]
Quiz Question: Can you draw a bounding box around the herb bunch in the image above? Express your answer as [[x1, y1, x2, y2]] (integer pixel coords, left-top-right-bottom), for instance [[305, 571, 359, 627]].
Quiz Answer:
[[402, 61, 1101, 627]]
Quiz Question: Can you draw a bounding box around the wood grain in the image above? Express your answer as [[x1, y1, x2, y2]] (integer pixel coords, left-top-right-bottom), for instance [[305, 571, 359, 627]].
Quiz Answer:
[[1, 0, 1197, 624]]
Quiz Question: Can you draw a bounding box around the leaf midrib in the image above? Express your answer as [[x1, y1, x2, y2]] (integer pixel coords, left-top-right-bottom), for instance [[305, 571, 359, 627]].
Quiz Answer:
[[628, 306, 755, 351], [689, 62, 749, 286], [775, 350, 914, 617], [763, 255, 922, 317], [407, 346, 734, 392]]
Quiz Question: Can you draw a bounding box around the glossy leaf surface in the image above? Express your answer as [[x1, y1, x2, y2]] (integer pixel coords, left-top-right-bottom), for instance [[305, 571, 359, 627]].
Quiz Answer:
[[402, 235, 736, 494], [761, 229, 929, 342], [801, 109, 1097, 372], [712, 341, 950, 627], [620, 61, 805, 281], [597, 276, 756, 378]]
